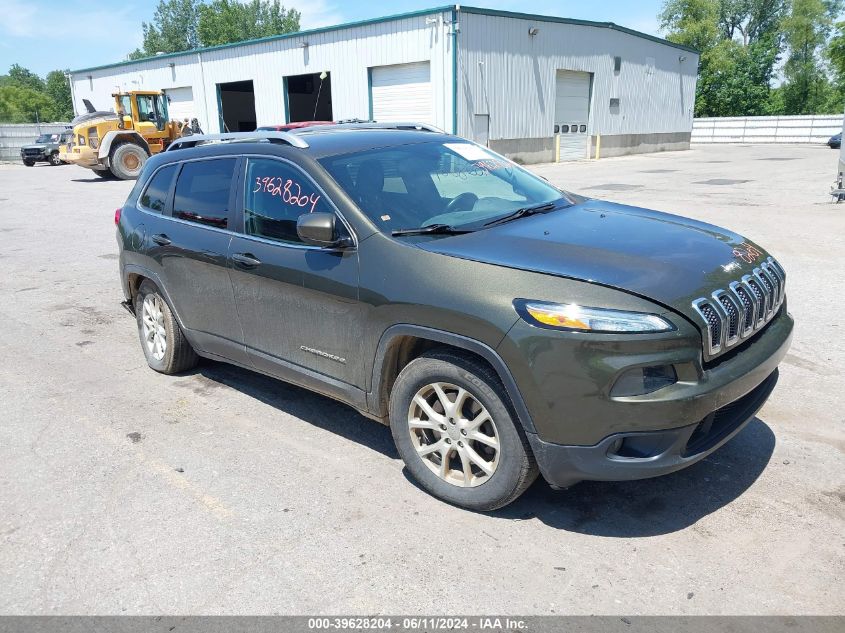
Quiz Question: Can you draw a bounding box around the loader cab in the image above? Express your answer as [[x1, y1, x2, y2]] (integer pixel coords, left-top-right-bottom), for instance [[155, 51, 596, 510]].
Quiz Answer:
[[113, 91, 170, 134]]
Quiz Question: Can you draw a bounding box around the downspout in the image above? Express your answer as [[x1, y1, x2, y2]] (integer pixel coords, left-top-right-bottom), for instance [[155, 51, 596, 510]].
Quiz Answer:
[[451, 5, 459, 135], [66, 72, 78, 117], [197, 51, 212, 132]]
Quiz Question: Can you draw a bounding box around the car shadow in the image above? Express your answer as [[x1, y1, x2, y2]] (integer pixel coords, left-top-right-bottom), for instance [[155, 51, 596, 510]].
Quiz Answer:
[[488, 417, 775, 537], [187, 360, 774, 536], [186, 360, 399, 459]]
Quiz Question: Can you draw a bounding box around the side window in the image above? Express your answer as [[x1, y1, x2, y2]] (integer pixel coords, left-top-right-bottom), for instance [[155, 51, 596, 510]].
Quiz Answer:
[[139, 164, 177, 213], [244, 158, 334, 244], [173, 158, 236, 228]]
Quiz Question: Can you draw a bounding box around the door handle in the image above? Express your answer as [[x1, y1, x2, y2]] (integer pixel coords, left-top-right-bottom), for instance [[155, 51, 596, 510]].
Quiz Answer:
[[232, 253, 262, 268], [151, 233, 171, 246]]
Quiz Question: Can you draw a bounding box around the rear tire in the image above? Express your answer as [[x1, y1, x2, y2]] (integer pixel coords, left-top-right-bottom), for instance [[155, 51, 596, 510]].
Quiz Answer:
[[134, 280, 198, 375], [389, 349, 538, 511], [48, 152, 62, 166], [110, 142, 147, 180]]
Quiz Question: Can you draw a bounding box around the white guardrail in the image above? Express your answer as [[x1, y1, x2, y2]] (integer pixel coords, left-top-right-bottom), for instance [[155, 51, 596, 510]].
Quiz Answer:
[[692, 114, 843, 144]]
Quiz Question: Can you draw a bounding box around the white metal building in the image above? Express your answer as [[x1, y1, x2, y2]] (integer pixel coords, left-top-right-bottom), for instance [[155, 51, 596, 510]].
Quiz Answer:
[[68, 5, 699, 163]]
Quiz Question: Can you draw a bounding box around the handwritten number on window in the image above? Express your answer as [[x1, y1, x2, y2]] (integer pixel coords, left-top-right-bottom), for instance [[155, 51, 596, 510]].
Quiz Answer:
[[253, 177, 321, 213]]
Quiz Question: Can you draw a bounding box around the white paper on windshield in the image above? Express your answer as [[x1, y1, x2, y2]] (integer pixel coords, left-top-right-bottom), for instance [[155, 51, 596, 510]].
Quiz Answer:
[[444, 142, 493, 161]]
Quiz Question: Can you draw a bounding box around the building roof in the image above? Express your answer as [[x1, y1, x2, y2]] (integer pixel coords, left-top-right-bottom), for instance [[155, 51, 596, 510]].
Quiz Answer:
[[70, 4, 697, 75]]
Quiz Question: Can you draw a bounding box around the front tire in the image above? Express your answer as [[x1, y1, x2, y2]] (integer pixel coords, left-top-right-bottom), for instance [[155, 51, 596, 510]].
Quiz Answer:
[[110, 142, 147, 180], [390, 349, 538, 511], [134, 280, 198, 374], [48, 152, 62, 166], [23, 159, 34, 167]]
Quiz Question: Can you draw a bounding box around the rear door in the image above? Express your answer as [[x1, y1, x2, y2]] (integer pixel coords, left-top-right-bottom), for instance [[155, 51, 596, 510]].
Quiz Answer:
[[141, 156, 248, 364], [228, 156, 364, 387]]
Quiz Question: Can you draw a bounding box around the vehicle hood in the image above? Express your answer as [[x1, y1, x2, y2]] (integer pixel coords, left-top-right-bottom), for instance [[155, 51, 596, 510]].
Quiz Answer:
[[416, 200, 771, 315], [21, 143, 48, 150]]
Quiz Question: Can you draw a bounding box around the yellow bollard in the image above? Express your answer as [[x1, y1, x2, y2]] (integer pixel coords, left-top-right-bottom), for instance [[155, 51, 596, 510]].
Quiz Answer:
[[595, 134, 601, 160]]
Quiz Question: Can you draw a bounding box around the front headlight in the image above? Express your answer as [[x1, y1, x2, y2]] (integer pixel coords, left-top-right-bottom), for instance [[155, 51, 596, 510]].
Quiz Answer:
[[515, 300, 675, 333]]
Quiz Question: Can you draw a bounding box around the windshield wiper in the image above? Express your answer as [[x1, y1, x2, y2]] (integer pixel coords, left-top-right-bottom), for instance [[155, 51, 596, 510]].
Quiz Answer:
[[391, 223, 473, 237], [482, 201, 560, 228]]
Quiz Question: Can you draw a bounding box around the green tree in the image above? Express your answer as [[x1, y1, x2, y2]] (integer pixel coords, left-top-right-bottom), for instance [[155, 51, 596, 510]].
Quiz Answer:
[[0, 85, 54, 123], [126, 0, 301, 59], [1, 63, 46, 91], [780, 0, 843, 113], [130, 0, 201, 59], [0, 64, 75, 123], [44, 70, 73, 121], [660, 0, 787, 116], [197, 0, 300, 47]]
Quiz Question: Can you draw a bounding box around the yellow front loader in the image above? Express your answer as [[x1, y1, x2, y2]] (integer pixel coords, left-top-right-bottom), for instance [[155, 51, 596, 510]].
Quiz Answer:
[[60, 91, 185, 180]]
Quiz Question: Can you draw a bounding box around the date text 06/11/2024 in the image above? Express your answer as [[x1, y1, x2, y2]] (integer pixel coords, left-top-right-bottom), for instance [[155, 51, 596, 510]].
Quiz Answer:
[[307, 617, 528, 631]]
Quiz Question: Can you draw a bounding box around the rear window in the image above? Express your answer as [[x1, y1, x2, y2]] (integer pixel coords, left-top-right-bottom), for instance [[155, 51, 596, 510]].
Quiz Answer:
[[139, 164, 177, 213], [173, 158, 236, 229]]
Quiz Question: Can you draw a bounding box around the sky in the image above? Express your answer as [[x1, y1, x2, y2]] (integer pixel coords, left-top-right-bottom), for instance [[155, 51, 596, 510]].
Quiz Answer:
[[0, 0, 665, 77]]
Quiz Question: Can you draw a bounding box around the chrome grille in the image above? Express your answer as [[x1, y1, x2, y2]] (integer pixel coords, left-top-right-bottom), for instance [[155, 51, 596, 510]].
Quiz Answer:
[[692, 256, 786, 357]]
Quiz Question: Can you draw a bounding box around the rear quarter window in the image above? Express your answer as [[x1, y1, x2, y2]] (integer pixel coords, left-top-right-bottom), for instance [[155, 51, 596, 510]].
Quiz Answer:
[[173, 158, 236, 229], [139, 164, 177, 213]]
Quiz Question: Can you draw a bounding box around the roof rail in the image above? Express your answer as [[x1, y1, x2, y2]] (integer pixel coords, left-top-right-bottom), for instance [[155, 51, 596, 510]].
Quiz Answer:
[[312, 121, 446, 134], [166, 130, 309, 151]]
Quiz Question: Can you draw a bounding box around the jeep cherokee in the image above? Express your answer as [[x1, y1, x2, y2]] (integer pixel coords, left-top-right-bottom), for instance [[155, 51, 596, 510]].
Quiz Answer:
[[116, 124, 793, 510]]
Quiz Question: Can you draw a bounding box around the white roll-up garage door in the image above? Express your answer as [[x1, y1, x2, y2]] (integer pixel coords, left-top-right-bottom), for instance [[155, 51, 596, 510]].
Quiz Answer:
[[371, 62, 433, 125], [554, 70, 591, 161], [164, 86, 195, 122]]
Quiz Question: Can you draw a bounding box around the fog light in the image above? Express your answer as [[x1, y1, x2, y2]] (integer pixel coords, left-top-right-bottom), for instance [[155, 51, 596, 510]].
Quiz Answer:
[[610, 365, 677, 397]]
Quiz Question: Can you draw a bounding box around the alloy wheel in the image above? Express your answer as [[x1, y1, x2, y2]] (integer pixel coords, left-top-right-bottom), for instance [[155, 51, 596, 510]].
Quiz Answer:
[[141, 294, 167, 361], [407, 382, 500, 487]]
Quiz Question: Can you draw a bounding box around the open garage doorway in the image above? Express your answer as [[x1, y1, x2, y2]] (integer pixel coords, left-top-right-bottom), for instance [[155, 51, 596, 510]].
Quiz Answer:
[[218, 80, 257, 132], [285, 72, 332, 122]]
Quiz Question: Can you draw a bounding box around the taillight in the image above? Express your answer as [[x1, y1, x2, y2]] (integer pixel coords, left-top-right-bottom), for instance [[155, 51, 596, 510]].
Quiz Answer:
[[114, 207, 122, 225]]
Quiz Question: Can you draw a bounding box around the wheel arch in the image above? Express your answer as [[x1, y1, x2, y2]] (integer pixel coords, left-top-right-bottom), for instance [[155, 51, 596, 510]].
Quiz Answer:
[[368, 325, 537, 434], [123, 264, 187, 331], [98, 131, 150, 160]]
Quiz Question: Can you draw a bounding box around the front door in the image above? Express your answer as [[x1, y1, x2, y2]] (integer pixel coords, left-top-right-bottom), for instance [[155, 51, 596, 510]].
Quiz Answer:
[[143, 156, 248, 364], [228, 156, 363, 387]]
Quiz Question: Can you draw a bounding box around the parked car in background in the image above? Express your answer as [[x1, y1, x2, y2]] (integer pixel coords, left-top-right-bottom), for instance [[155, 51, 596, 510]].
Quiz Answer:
[[828, 133, 841, 149], [116, 124, 793, 511], [257, 121, 335, 132], [20, 130, 72, 166]]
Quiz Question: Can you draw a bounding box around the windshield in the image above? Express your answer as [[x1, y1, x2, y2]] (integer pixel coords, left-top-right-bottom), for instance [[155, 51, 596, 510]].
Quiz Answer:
[[35, 134, 59, 143], [318, 140, 570, 233]]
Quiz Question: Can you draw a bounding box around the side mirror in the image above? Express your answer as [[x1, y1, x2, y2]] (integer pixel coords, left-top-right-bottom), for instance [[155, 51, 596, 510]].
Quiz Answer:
[[296, 212, 352, 248]]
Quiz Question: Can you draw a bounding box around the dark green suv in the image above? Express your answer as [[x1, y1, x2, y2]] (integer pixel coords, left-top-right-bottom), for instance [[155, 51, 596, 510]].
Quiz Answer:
[[116, 124, 793, 510], [20, 131, 71, 166]]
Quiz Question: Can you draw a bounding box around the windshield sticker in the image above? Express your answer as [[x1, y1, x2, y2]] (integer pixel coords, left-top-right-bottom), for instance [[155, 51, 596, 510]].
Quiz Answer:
[[380, 214, 391, 221], [474, 158, 511, 172], [444, 142, 493, 161], [253, 177, 321, 213], [732, 242, 763, 264]]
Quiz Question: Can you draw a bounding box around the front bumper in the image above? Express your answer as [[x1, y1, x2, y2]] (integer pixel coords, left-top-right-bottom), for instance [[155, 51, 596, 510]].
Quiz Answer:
[[529, 369, 778, 487], [60, 147, 101, 168]]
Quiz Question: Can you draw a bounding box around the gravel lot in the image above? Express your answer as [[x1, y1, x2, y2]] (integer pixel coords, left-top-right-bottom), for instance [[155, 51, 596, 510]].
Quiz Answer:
[[0, 144, 842, 615]]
